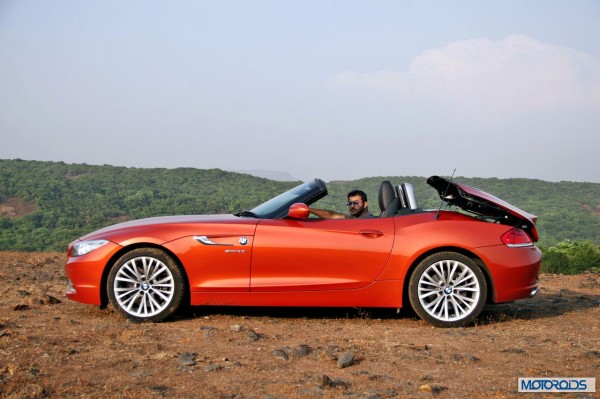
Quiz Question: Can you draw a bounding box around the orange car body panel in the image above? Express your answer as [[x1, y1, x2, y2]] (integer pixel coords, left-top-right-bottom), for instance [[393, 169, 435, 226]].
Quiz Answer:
[[250, 217, 394, 291]]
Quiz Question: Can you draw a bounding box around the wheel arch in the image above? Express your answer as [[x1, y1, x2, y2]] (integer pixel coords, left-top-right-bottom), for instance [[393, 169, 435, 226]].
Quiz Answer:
[[401, 246, 495, 310], [99, 243, 190, 308]]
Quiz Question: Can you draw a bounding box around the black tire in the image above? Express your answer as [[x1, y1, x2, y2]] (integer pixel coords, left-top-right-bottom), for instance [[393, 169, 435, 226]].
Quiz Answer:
[[408, 252, 487, 327], [107, 248, 185, 322]]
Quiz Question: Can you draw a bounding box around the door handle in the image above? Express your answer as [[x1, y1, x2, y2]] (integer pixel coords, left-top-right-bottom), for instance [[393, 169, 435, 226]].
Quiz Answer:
[[359, 229, 384, 239]]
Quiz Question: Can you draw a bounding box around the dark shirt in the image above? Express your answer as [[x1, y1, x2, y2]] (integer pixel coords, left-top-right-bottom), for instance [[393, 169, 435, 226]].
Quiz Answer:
[[348, 210, 375, 219]]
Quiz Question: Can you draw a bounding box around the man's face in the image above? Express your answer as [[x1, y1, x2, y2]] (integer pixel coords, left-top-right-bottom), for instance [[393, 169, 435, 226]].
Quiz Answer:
[[347, 195, 368, 218]]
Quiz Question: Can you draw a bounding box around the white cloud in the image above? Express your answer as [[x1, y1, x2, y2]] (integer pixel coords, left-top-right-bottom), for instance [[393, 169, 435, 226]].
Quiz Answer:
[[329, 35, 600, 115]]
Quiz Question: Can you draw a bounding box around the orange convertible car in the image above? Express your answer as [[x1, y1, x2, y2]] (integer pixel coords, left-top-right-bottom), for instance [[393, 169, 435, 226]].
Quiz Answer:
[[65, 176, 541, 327]]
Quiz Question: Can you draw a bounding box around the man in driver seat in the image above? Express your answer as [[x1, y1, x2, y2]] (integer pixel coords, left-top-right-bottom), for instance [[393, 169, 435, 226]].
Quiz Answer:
[[310, 190, 374, 219]]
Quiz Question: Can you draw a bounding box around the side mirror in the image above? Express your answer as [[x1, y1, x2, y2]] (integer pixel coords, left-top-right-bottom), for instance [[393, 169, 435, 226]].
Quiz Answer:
[[287, 203, 310, 219]]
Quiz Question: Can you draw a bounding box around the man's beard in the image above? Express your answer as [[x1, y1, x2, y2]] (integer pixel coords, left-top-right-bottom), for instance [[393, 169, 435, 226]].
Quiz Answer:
[[351, 207, 366, 217]]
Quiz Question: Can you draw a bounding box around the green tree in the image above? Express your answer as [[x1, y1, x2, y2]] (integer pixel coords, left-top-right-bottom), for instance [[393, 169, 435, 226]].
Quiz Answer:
[[542, 240, 600, 274]]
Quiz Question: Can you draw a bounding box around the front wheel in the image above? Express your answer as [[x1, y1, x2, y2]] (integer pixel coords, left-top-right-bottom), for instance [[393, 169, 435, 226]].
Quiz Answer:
[[408, 252, 487, 327], [107, 248, 186, 322]]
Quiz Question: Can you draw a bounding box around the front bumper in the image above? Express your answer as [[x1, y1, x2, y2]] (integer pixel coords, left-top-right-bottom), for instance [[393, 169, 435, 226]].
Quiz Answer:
[[64, 241, 122, 305]]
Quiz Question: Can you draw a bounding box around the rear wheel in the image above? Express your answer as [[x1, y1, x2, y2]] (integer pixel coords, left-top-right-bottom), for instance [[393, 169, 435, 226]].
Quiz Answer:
[[408, 252, 487, 327], [107, 248, 185, 322]]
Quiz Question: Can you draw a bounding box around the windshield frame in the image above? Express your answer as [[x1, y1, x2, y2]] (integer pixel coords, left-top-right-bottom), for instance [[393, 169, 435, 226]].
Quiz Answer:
[[249, 179, 327, 219]]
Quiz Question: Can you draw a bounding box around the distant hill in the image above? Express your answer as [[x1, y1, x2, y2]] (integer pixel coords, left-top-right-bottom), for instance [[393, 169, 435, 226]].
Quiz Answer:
[[0, 159, 598, 252], [233, 169, 297, 181]]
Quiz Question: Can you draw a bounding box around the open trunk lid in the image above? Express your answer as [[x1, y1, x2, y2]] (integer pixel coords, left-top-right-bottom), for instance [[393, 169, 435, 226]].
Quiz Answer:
[[427, 176, 539, 242]]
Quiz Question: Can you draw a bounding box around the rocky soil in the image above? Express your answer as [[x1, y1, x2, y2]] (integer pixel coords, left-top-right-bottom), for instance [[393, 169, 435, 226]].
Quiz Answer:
[[0, 251, 598, 398]]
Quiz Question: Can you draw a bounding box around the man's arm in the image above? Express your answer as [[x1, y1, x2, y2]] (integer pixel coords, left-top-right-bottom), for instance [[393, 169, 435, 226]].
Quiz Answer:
[[309, 208, 347, 219]]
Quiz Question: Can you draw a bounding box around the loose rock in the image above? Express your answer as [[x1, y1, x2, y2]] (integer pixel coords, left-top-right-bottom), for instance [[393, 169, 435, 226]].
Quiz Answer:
[[293, 344, 312, 358], [205, 364, 222, 372], [45, 294, 62, 305], [273, 349, 289, 360], [337, 351, 355, 368], [247, 329, 260, 341], [419, 384, 449, 395], [178, 352, 197, 367]]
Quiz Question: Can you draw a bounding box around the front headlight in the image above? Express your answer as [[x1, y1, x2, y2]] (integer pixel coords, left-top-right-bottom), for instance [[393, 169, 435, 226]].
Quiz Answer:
[[71, 239, 109, 257]]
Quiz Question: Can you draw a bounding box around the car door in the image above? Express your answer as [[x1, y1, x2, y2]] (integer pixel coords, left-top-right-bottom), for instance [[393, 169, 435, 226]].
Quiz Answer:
[[250, 217, 394, 291]]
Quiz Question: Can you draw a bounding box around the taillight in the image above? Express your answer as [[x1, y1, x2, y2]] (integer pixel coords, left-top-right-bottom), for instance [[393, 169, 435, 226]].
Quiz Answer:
[[501, 228, 533, 248]]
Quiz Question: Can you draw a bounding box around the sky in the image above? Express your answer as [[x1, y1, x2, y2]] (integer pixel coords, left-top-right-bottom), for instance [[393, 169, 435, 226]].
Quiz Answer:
[[1, 1, 599, 183]]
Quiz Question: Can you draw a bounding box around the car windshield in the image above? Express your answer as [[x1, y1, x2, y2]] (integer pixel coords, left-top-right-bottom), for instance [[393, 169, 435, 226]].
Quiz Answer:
[[250, 180, 323, 218]]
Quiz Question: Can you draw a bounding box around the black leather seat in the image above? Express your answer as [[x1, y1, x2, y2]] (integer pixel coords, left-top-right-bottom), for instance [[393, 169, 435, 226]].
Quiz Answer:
[[378, 180, 400, 217]]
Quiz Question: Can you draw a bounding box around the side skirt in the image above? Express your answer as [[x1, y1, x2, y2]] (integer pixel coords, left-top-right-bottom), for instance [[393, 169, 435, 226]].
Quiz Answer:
[[190, 280, 405, 308]]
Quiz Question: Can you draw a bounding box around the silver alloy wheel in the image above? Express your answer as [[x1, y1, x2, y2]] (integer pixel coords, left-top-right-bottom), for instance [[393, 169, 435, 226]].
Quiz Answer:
[[112, 256, 176, 318], [417, 258, 481, 322]]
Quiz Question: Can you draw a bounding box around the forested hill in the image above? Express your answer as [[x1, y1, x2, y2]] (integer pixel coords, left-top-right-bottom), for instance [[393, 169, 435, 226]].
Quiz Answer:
[[1, 159, 599, 253]]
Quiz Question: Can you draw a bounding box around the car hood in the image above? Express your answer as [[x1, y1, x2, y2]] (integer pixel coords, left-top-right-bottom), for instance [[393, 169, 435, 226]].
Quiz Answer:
[[427, 176, 538, 237], [76, 214, 255, 243]]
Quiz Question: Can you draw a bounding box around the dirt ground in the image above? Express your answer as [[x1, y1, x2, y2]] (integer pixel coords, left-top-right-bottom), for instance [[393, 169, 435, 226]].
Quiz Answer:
[[0, 251, 598, 399]]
